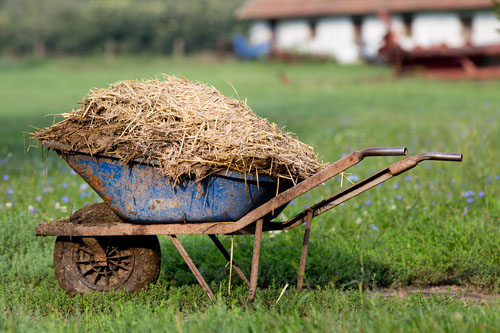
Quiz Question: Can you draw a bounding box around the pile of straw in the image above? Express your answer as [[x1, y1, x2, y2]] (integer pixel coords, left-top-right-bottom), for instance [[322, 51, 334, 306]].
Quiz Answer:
[[32, 76, 322, 183]]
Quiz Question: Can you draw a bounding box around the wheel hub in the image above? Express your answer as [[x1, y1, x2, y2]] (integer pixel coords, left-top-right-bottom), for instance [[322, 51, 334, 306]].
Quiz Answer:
[[73, 239, 135, 291]]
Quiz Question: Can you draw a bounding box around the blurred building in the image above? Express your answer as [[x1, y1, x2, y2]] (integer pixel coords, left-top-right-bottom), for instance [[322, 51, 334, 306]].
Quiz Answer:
[[236, 0, 500, 63]]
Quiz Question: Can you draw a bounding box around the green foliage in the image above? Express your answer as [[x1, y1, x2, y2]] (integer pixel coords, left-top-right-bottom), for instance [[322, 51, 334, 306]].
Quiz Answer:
[[0, 0, 244, 55], [0, 57, 499, 331]]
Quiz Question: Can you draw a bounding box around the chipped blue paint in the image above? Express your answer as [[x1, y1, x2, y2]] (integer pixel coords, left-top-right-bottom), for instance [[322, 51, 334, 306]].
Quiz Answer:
[[62, 152, 292, 223]]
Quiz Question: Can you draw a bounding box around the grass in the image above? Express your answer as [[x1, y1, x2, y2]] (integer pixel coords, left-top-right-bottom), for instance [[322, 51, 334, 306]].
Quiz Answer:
[[0, 55, 499, 331], [1, 285, 499, 332]]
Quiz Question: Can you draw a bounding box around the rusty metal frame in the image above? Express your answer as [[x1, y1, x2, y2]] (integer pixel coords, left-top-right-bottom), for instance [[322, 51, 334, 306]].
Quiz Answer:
[[36, 147, 409, 237], [262, 152, 462, 232], [35, 148, 462, 302], [36, 151, 461, 237]]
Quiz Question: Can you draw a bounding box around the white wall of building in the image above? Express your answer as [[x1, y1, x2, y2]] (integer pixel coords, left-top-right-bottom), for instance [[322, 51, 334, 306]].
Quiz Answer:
[[309, 17, 359, 63], [269, 17, 359, 63], [390, 15, 415, 50], [472, 11, 500, 46], [412, 13, 465, 48], [248, 21, 273, 45], [360, 15, 387, 58], [275, 19, 311, 51], [359, 15, 417, 53], [246, 9, 500, 62]]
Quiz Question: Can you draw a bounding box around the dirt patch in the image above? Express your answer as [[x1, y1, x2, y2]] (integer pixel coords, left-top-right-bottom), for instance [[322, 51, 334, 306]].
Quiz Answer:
[[70, 203, 123, 224], [373, 286, 500, 304]]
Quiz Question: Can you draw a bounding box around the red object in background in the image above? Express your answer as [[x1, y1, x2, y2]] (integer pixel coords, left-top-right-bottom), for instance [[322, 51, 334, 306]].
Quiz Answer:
[[390, 44, 500, 79], [377, 13, 500, 79]]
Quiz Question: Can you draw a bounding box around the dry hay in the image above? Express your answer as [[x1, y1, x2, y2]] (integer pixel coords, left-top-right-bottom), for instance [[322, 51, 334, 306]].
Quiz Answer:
[[31, 75, 323, 183]]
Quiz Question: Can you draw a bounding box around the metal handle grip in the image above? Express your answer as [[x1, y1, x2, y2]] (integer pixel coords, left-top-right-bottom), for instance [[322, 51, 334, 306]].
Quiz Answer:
[[417, 152, 463, 162], [359, 147, 408, 157], [390, 151, 463, 175]]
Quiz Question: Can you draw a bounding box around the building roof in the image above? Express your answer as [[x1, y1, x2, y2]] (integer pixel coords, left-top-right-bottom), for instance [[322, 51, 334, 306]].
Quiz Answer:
[[237, 0, 496, 20]]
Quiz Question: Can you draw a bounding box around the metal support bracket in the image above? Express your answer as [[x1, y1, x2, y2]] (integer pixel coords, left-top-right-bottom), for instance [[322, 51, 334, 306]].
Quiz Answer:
[[247, 219, 264, 303], [297, 210, 313, 292], [169, 235, 216, 301]]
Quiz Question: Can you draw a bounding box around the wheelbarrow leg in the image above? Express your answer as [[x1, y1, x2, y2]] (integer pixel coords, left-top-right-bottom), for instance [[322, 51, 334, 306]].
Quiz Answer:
[[169, 235, 216, 301], [297, 210, 313, 292], [247, 219, 264, 303], [208, 235, 251, 289]]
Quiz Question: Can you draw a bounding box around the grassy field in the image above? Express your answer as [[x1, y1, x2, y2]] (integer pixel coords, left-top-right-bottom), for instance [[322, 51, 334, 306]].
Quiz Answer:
[[0, 56, 499, 331]]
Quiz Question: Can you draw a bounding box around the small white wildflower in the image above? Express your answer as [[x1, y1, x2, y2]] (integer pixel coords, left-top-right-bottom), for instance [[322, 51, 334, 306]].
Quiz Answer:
[[55, 202, 61, 209], [269, 230, 282, 238], [5, 202, 12, 208], [355, 217, 362, 224], [60, 206, 68, 213], [362, 210, 368, 217], [390, 204, 396, 211]]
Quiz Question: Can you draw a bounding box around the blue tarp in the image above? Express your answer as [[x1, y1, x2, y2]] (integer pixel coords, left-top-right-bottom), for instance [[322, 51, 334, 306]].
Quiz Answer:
[[233, 35, 271, 59]]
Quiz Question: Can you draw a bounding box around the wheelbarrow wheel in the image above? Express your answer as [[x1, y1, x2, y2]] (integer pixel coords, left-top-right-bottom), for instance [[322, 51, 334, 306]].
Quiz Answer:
[[53, 235, 161, 296]]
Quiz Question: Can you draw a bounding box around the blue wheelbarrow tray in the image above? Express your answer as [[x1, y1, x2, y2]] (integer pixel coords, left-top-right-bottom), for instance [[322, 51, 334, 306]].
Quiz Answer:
[[60, 150, 293, 223]]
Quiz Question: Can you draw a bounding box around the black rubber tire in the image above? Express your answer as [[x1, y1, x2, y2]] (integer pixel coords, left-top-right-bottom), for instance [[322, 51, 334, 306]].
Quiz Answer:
[[53, 235, 161, 296]]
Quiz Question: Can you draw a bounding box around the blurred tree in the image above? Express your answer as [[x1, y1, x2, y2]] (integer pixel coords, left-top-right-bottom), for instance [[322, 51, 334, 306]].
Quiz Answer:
[[0, 0, 244, 56]]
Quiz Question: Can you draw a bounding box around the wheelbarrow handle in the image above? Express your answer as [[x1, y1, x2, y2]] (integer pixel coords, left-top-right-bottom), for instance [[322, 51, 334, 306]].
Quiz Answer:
[[415, 152, 463, 162], [359, 147, 408, 157], [274, 150, 463, 231], [389, 152, 463, 175]]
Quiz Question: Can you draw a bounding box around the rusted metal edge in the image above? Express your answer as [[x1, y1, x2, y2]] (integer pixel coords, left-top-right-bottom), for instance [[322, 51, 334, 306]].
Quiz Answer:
[[35, 220, 236, 236], [41, 141, 164, 168], [35, 219, 289, 236]]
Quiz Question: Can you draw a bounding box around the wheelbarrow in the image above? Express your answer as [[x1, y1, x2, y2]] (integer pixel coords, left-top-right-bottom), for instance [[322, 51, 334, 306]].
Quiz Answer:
[[36, 142, 462, 302]]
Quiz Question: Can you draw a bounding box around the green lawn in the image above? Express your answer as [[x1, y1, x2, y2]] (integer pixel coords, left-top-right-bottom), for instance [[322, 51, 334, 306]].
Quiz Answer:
[[0, 56, 499, 331]]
